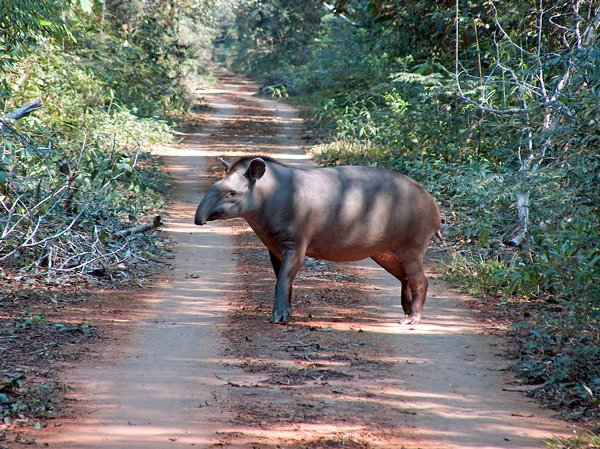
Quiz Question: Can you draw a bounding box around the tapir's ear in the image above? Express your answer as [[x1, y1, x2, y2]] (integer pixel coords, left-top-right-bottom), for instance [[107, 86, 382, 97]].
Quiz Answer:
[[219, 157, 232, 173], [245, 158, 266, 182]]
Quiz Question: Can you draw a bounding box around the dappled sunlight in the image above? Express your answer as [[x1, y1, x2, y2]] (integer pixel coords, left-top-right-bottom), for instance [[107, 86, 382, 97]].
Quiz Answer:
[[42, 73, 572, 449], [386, 311, 486, 335], [45, 426, 217, 448], [42, 212, 242, 447], [42, 157, 246, 447], [222, 221, 569, 448], [154, 146, 310, 160], [218, 422, 371, 446]]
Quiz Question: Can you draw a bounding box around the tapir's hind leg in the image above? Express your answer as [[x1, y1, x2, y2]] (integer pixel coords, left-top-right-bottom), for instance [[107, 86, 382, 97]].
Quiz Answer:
[[371, 253, 411, 314], [400, 255, 428, 325], [371, 250, 428, 325]]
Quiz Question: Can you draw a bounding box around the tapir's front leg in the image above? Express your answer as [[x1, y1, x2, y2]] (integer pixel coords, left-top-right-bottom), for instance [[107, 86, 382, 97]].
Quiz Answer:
[[270, 242, 305, 324]]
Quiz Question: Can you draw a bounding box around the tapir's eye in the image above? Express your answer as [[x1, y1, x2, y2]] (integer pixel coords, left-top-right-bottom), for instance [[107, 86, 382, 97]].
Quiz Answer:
[[226, 190, 237, 198]]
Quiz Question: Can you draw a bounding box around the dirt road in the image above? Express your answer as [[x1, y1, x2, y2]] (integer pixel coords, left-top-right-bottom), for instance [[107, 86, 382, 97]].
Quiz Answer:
[[40, 73, 572, 448]]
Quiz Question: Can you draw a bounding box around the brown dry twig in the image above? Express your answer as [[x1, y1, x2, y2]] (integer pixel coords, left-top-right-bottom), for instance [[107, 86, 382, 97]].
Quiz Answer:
[[113, 216, 163, 238]]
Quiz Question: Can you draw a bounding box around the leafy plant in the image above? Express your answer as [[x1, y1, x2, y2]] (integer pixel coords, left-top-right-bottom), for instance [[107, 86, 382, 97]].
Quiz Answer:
[[0, 0, 223, 281], [0, 372, 67, 422], [544, 431, 600, 449], [16, 311, 47, 329]]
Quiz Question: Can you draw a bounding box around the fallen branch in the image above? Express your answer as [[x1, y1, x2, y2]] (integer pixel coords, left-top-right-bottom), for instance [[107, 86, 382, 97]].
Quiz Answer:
[[0, 99, 45, 156], [0, 98, 43, 135], [2, 98, 43, 121], [113, 215, 162, 238]]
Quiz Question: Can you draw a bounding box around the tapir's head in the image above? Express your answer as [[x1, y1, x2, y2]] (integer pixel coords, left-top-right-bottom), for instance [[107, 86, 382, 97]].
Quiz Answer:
[[194, 157, 267, 225]]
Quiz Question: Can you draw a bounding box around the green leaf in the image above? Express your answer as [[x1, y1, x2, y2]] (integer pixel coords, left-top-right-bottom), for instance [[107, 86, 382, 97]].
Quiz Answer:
[[478, 227, 490, 247]]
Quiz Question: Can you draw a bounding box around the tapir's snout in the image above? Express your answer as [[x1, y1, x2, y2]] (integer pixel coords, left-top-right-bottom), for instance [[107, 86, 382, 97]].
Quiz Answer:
[[194, 198, 211, 226], [194, 187, 223, 226], [195, 199, 225, 225]]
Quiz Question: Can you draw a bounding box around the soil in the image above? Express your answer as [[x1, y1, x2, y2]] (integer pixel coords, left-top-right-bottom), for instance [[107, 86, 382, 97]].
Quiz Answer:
[[1, 70, 580, 448]]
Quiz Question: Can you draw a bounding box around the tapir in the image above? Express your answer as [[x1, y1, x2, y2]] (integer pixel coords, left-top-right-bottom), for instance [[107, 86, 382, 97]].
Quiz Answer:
[[194, 156, 442, 325]]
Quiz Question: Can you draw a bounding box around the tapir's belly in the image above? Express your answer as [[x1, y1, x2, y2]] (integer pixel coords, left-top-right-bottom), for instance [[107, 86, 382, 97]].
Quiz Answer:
[[297, 196, 429, 262], [304, 226, 406, 262], [305, 245, 380, 262]]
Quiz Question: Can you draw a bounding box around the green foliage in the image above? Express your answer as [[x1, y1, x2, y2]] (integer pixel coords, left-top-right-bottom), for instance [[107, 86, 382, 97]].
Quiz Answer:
[[0, 1, 71, 54], [311, 67, 462, 161], [0, 372, 66, 422], [443, 254, 512, 298], [226, 0, 600, 423], [516, 308, 599, 410], [229, 0, 322, 77], [545, 431, 600, 449], [0, 0, 223, 280], [0, 31, 173, 276], [16, 308, 47, 329], [66, 1, 221, 117]]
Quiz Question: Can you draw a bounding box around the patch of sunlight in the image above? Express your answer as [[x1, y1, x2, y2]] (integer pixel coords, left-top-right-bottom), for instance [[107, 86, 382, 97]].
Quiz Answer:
[[54, 423, 216, 445], [152, 145, 310, 160], [232, 422, 368, 440], [164, 222, 240, 235]]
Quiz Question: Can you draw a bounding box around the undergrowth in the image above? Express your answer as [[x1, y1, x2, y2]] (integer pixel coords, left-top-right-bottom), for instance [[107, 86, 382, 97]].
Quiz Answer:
[[1, 40, 171, 282], [0, 3, 218, 281], [544, 431, 600, 449]]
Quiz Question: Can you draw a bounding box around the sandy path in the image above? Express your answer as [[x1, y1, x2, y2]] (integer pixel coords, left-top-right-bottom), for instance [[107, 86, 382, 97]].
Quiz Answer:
[[40, 72, 572, 448], [39, 79, 249, 448]]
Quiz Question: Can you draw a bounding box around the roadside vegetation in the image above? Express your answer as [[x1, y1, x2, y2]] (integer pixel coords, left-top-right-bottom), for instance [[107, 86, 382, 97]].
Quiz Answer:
[[1, 0, 227, 434], [0, 0, 216, 282], [222, 0, 600, 436]]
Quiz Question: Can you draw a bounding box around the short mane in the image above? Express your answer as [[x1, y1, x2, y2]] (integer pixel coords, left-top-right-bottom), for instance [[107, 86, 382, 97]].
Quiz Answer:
[[229, 154, 283, 171]]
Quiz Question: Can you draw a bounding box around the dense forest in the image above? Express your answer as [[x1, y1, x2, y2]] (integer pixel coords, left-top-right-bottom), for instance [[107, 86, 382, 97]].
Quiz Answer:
[[1, 0, 599, 443]]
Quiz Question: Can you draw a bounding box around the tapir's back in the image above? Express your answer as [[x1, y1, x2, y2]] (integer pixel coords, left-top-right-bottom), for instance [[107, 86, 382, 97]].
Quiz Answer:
[[277, 164, 441, 261]]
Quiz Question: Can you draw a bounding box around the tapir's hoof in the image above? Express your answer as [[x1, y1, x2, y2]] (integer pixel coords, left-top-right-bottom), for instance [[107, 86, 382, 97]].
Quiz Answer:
[[269, 310, 291, 324], [400, 313, 422, 325]]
